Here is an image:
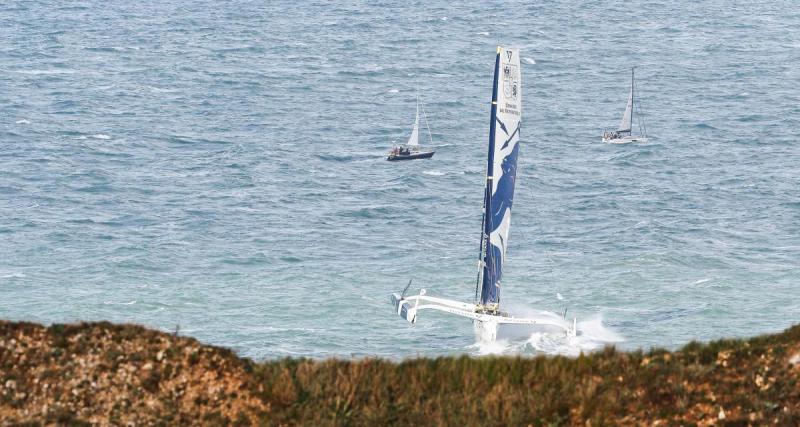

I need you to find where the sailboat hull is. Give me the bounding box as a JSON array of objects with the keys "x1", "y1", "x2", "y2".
[
  {"x1": 602, "y1": 136, "x2": 648, "y2": 144},
  {"x1": 387, "y1": 151, "x2": 435, "y2": 161},
  {"x1": 391, "y1": 291, "x2": 577, "y2": 341}
]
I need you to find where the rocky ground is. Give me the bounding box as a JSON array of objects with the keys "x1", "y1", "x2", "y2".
[
  {"x1": 0, "y1": 321, "x2": 267, "y2": 425},
  {"x1": 2, "y1": 320, "x2": 800, "y2": 426}
]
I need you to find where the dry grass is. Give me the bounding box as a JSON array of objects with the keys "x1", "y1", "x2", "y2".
[{"x1": 2, "y1": 320, "x2": 800, "y2": 425}]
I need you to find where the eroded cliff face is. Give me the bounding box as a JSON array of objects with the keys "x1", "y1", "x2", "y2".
[
  {"x1": 2, "y1": 320, "x2": 800, "y2": 426},
  {"x1": 0, "y1": 321, "x2": 268, "y2": 425}
]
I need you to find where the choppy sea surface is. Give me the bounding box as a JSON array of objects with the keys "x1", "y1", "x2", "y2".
[{"x1": 1, "y1": 1, "x2": 799, "y2": 359}]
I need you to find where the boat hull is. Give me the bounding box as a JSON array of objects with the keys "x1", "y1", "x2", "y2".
[
  {"x1": 602, "y1": 136, "x2": 648, "y2": 144},
  {"x1": 387, "y1": 151, "x2": 435, "y2": 161},
  {"x1": 390, "y1": 291, "x2": 577, "y2": 342}
]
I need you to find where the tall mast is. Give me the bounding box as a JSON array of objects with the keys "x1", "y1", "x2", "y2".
[
  {"x1": 631, "y1": 67, "x2": 635, "y2": 133},
  {"x1": 419, "y1": 96, "x2": 434, "y2": 145},
  {"x1": 476, "y1": 48, "x2": 502, "y2": 306}
]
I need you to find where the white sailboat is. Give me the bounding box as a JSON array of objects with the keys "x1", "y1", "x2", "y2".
[
  {"x1": 391, "y1": 47, "x2": 577, "y2": 342},
  {"x1": 602, "y1": 68, "x2": 648, "y2": 144},
  {"x1": 388, "y1": 97, "x2": 436, "y2": 161}
]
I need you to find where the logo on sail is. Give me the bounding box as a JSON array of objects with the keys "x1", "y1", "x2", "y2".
[{"x1": 502, "y1": 64, "x2": 519, "y2": 101}]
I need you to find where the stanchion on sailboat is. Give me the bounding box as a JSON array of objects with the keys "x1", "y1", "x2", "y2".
[{"x1": 390, "y1": 46, "x2": 577, "y2": 342}]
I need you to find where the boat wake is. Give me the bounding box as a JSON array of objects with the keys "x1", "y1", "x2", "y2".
[{"x1": 469, "y1": 313, "x2": 623, "y2": 357}]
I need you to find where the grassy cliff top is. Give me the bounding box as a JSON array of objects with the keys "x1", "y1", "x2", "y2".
[{"x1": 2, "y1": 320, "x2": 800, "y2": 426}]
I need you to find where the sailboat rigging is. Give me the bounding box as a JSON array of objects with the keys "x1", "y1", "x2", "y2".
[
  {"x1": 391, "y1": 47, "x2": 577, "y2": 342},
  {"x1": 602, "y1": 68, "x2": 648, "y2": 144}
]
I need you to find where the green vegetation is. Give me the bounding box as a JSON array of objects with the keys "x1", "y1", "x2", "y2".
[{"x1": 2, "y1": 320, "x2": 799, "y2": 425}]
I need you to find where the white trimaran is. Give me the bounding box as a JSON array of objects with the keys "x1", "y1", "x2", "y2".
[
  {"x1": 602, "y1": 68, "x2": 648, "y2": 144},
  {"x1": 391, "y1": 47, "x2": 577, "y2": 342}
]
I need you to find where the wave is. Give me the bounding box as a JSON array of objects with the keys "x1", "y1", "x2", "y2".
[
  {"x1": 168, "y1": 135, "x2": 229, "y2": 145},
  {"x1": 338, "y1": 206, "x2": 391, "y2": 219},
  {"x1": 15, "y1": 69, "x2": 77, "y2": 75},
  {"x1": 0, "y1": 271, "x2": 26, "y2": 279},
  {"x1": 103, "y1": 300, "x2": 136, "y2": 305},
  {"x1": 736, "y1": 114, "x2": 765, "y2": 122},
  {"x1": 315, "y1": 153, "x2": 358, "y2": 162}
]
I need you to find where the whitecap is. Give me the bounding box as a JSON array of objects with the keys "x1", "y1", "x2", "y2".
[
  {"x1": 556, "y1": 292, "x2": 564, "y2": 300},
  {"x1": 477, "y1": 31, "x2": 489, "y2": 36},
  {"x1": 16, "y1": 69, "x2": 77, "y2": 75},
  {"x1": 148, "y1": 86, "x2": 177, "y2": 93},
  {"x1": 423, "y1": 170, "x2": 445, "y2": 176},
  {"x1": 387, "y1": 89, "x2": 399, "y2": 93},
  {"x1": 103, "y1": 300, "x2": 136, "y2": 305},
  {"x1": 523, "y1": 57, "x2": 536, "y2": 65},
  {"x1": 92, "y1": 134, "x2": 111, "y2": 140},
  {"x1": 440, "y1": 16, "x2": 448, "y2": 21},
  {"x1": 0, "y1": 272, "x2": 26, "y2": 279},
  {"x1": 15, "y1": 119, "x2": 30, "y2": 124}
]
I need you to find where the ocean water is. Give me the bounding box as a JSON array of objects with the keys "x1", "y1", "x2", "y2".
[{"x1": 1, "y1": 1, "x2": 799, "y2": 359}]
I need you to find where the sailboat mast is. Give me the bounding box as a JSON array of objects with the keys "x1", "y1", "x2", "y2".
[
  {"x1": 416, "y1": 97, "x2": 420, "y2": 139},
  {"x1": 476, "y1": 49, "x2": 502, "y2": 305},
  {"x1": 420, "y1": 98, "x2": 434, "y2": 145},
  {"x1": 631, "y1": 68, "x2": 635, "y2": 133},
  {"x1": 485, "y1": 48, "x2": 501, "y2": 233},
  {"x1": 478, "y1": 47, "x2": 502, "y2": 308},
  {"x1": 474, "y1": 209, "x2": 486, "y2": 303}
]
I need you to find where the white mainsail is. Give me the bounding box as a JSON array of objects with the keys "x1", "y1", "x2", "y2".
[
  {"x1": 617, "y1": 69, "x2": 634, "y2": 133},
  {"x1": 406, "y1": 103, "x2": 420, "y2": 146}
]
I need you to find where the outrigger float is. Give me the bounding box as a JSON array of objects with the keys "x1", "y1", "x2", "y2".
[{"x1": 391, "y1": 47, "x2": 577, "y2": 342}]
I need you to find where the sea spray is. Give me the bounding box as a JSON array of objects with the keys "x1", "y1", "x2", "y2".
[{"x1": 467, "y1": 303, "x2": 624, "y2": 357}]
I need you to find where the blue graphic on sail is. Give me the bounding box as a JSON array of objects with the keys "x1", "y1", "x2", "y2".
[{"x1": 480, "y1": 47, "x2": 522, "y2": 308}]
